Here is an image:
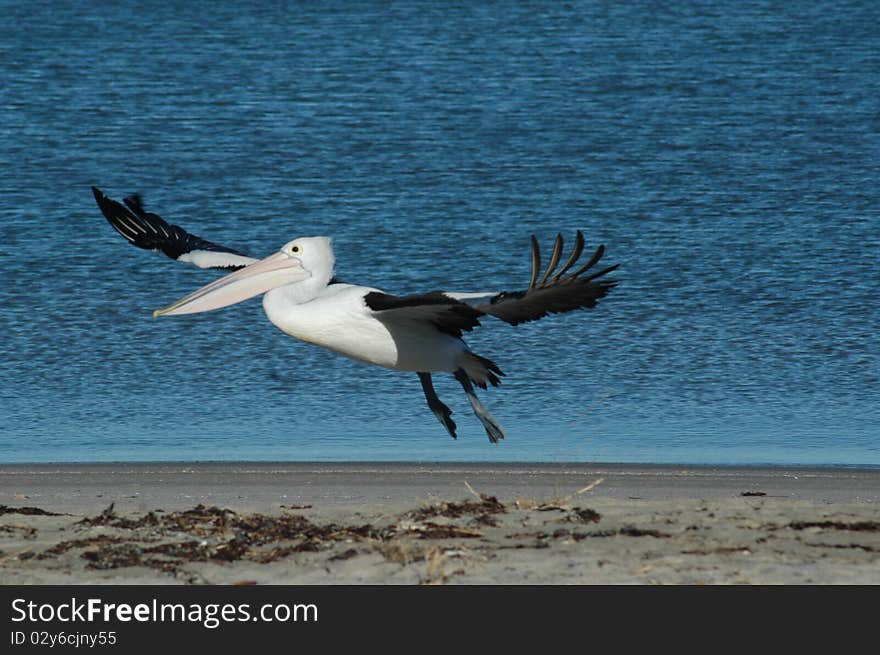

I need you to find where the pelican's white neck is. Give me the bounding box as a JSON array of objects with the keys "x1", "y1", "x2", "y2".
[{"x1": 263, "y1": 272, "x2": 330, "y2": 308}]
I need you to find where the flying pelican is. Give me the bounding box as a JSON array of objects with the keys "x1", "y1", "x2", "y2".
[{"x1": 91, "y1": 187, "x2": 619, "y2": 443}]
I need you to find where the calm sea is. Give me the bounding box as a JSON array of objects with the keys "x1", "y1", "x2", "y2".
[{"x1": 1, "y1": 1, "x2": 877, "y2": 465}]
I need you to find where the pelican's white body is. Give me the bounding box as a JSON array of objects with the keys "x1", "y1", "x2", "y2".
[
  {"x1": 263, "y1": 283, "x2": 467, "y2": 372},
  {"x1": 158, "y1": 235, "x2": 478, "y2": 375}
]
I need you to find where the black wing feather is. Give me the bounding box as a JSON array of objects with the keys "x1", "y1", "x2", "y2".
[
  {"x1": 364, "y1": 291, "x2": 483, "y2": 338},
  {"x1": 365, "y1": 232, "x2": 618, "y2": 335},
  {"x1": 91, "y1": 187, "x2": 252, "y2": 269},
  {"x1": 479, "y1": 231, "x2": 619, "y2": 326}
]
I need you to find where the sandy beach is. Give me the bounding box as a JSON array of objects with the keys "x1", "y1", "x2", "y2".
[{"x1": 1, "y1": 463, "x2": 878, "y2": 584}]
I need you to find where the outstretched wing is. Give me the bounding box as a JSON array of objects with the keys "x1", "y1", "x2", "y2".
[
  {"x1": 472, "y1": 231, "x2": 619, "y2": 326},
  {"x1": 445, "y1": 231, "x2": 619, "y2": 326},
  {"x1": 363, "y1": 231, "x2": 619, "y2": 334},
  {"x1": 91, "y1": 187, "x2": 257, "y2": 270}
]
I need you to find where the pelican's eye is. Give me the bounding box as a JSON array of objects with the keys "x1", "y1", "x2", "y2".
[{"x1": 289, "y1": 244, "x2": 301, "y2": 254}]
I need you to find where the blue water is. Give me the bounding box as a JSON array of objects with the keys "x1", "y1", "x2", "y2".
[{"x1": 1, "y1": 1, "x2": 878, "y2": 465}]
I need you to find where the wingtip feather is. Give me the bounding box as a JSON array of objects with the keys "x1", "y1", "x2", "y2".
[
  {"x1": 537, "y1": 233, "x2": 564, "y2": 288},
  {"x1": 528, "y1": 235, "x2": 541, "y2": 290}
]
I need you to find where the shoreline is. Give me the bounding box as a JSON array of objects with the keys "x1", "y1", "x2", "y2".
[
  {"x1": 2, "y1": 462, "x2": 878, "y2": 512},
  {"x1": 2, "y1": 463, "x2": 878, "y2": 584}
]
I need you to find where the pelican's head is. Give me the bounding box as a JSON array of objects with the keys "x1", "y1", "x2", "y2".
[
  {"x1": 280, "y1": 236, "x2": 335, "y2": 283},
  {"x1": 154, "y1": 236, "x2": 335, "y2": 317}
]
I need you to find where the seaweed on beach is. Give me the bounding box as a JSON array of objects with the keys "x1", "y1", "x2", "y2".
[
  {"x1": 81, "y1": 537, "x2": 257, "y2": 571},
  {"x1": 34, "y1": 484, "x2": 612, "y2": 579},
  {"x1": 75, "y1": 503, "x2": 119, "y2": 526},
  {"x1": 506, "y1": 524, "x2": 672, "y2": 543},
  {"x1": 0, "y1": 505, "x2": 66, "y2": 517},
  {"x1": 410, "y1": 495, "x2": 507, "y2": 521},
  {"x1": 76, "y1": 503, "x2": 224, "y2": 532},
  {"x1": 38, "y1": 535, "x2": 130, "y2": 559},
  {"x1": 410, "y1": 522, "x2": 483, "y2": 539},
  {"x1": 618, "y1": 527, "x2": 671, "y2": 538},
  {"x1": 681, "y1": 545, "x2": 753, "y2": 555},
  {"x1": 161, "y1": 505, "x2": 238, "y2": 534},
  {"x1": 329, "y1": 548, "x2": 359, "y2": 562},
  {"x1": 36, "y1": 496, "x2": 503, "y2": 574},
  {"x1": 806, "y1": 542, "x2": 879, "y2": 553},
  {"x1": 0, "y1": 524, "x2": 38, "y2": 539},
  {"x1": 51, "y1": 504, "x2": 396, "y2": 571},
  {"x1": 473, "y1": 513, "x2": 501, "y2": 527},
  {"x1": 787, "y1": 520, "x2": 880, "y2": 532},
  {"x1": 82, "y1": 543, "x2": 147, "y2": 570},
  {"x1": 76, "y1": 504, "x2": 162, "y2": 530},
  {"x1": 567, "y1": 508, "x2": 602, "y2": 524},
  {"x1": 250, "y1": 545, "x2": 314, "y2": 564}
]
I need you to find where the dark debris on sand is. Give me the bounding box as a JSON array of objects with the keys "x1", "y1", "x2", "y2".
[
  {"x1": 67, "y1": 503, "x2": 387, "y2": 571},
  {"x1": 0, "y1": 505, "x2": 67, "y2": 517},
  {"x1": 787, "y1": 520, "x2": 880, "y2": 532},
  {"x1": 409, "y1": 495, "x2": 507, "y2": 521},
  {"x1": 37, "y1": 501, "x2": 505, "y2": 574},
  {"x1": 32, "y1": 495, "x2": 616, "y2": 578}
]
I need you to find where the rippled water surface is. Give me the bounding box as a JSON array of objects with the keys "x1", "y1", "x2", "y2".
[{"x1": 1, "y1": 1, "x2": 878, "y2": 465}]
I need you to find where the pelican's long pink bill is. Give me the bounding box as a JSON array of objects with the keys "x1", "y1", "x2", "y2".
[{"x1": 153, "y1": 251, "x2": 310, "y2": 317}]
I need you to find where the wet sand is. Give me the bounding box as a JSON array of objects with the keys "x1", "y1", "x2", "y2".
[{"x1": 1, "y1": 463, "x2": 878, "y2": 584}]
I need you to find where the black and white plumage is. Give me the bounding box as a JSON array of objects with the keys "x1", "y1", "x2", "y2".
[
  {"x1": 92, "y1": 187, "x2": 619, "y2": 443},
  {"x1": 91, "y1": 187, "x2": 255, "y2": 270}
]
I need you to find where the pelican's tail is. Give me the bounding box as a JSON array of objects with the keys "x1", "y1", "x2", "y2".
[{"x1": 460, "y1": 351, "x2": 505, "y2": 389}]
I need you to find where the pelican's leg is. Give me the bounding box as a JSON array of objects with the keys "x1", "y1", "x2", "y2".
[
  {"x1": 418, "y1": 372, "x2": 457, "y2": 439},
  {"x1": 453, "y1": 370, "x2": 506, "y2": 443}
]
